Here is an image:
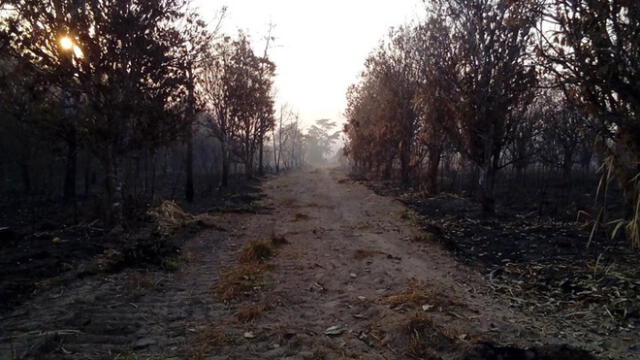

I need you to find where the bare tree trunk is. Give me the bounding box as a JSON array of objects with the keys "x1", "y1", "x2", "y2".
[
  {"x1": 399, "y1": 141, "x2": 410, "y2": 186},
  {"x1": 185, "y1": 69, "x2": 195, "y2": 202},
  {"x1": 258, "y1": 134, "x2": 264, "y2": 176},
  {"x1": 478, "y1": 163, "x2": 496, "y2": 216},
  {"x1": 221, "y1": 144, "x2": 229, "y2": 187},
  {"x1": 103, "y1": 149, "x2": 120, "y2": 226},
  {"x1": 20, "y1": 162, "x2": 31, "y2": 194},
  {"x1": 64, "y1": 135, "x2": 77, "y2": 201},
  {"x1": 151, "y1": 154, "x2": 157, "y2": 199},
  {"x1": 562, "y1": 147, "x2": 574, "y2": 179},
  {"x1": 272, "y1": 129, "x2": 279, "y2": 173},
  {"x1": 426, "y1": 147, "x2": 442, "y2": 195},
  {"x1": 185, "y1": 123, "x2": 194, "y2": 202},
  {"x1": 84, "y1": 152, "x2": 91, "y2": 197},
  {"x1": 246, "y1": 153, "x2": 254, "y2": 180}
]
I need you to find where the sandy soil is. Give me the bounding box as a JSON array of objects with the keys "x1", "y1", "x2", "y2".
[{"x1": 2, "y1": 167, "x2": 632, "y2": 359}]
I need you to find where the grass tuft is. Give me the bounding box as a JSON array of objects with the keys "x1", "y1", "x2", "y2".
[
  {"x1": 237, "y1": 241, "x2": 273, "y2": 263},
  {"x1": 215, "y1": 263, "x2": 267, "y2": 302},
  {"x1": 353, "y1": 248, "x2": 385, "y2": 260},
  {"x1": 412, "y1": 233, "x2": 435, "y2": 243},
  {"x1": 187, "y1": 326, "x2": 235, "y2": 360},
  {"x1": 293, "y1": 212, "x2": 310, "y2": 221},
  {"x1": 235, "y1": 303, "x2": 264, "y2": 322},
  {"x1": 405, "y1": 314, "x2": 439, "y2": 359},
  {"x1": 382, "y1": 280, "x2": 461, "y2": 310},
  {"x1": 270, "y1": 233, "x2": 289, "y2": 247}
]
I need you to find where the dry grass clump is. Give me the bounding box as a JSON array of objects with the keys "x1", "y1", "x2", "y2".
[
  {"x1": 309, "y1": 350, "x2": 327, "y2": 360},
  {"x1": 187, "y1": 326, "x2": 235, "y2": 360},
  {"x1": 148, "y1": 200, "x2": 194, "y2": 234},
  {"x1": 237, "y1": 240, "x2": 273, "y2": 263},
  {"x1": 353, "y1": 248, "x2": 386, "y2": 260},
  {"x1": 405, "y1": 314, "x2": 437, "y2": 360},
  {"x1": 94, "y1": 248, "x2": 124, "y2": 272},
  {"x1": 215, "y1": 263, "x2": 267, "y2": 302},
  {"x1": 235, "y1": 303, "x2": 264, "y2": 322},
  {"x1": 404, "y1": 314, "x2": 441, "y2": 359},
  {"x1": 303, "y1": 202, "x2": 333, "y2": 209},
  {"x1": 337, "y1": 178, "x2": 351, "y2": 184},
  {"x1": 412, "y1": 232, "x2": 436, "y2": 243},
  {"x1": 382, "y1": 280, "x2": 461, "y2": 310},
  {"x1": 352, "y1": 222, "x2": 372, "y2": 231},
  {"x1": 270, "y1": 232, "x2": 289, "y2": 247},
  {"x1": 124, "y1": 271, "x2": 157, "y2": 301},
  {"x1": 217, "y1": 234, "x2": 286, "y2": 302},
  {"x1": 293, "y1": 212, "x2": 310, "y2": 221}
]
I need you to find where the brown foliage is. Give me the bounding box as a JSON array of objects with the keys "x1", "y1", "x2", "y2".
[
  {"x1": 215, "y1": 263, "x2": 267, "y2": 302},
  {"x1": 237, "y1": 240, "x2": 273, "y2": 263}
]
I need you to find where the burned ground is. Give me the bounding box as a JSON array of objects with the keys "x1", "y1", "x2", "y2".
[{"x1": 1, "y1": 168, "x2": 638, "y2": 360}]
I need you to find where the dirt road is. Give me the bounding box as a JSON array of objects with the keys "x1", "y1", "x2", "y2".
[
  {"x1": 1, "y1": 168, "x2": 617, "y2": 359},
  {"x1": 193, "y1": 168, "x2": 546, "y2": 359}
]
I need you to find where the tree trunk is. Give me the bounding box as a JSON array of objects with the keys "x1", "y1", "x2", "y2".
[
  {"x1": 383, "y1": 153, "x2": 393, "y2": 180},
  {"x1": 426, "y1": 147, "x2": 442, "y2": 195},
  {"x1": 245, "y1": 154, "x2": 254, "y2": 180},
  {"x1": 221, "y1": 145, "x2": 229, "y2": 187},
  {"x1": 103, "y1": 149, "x2": 120, "y2": 226},
  {"x1": 399, "y1": 142, "x2": 410, "y2": 186},
  {"x1": 562, "y1": 148, "x2": 574, "y2": 179},
  {"x1": 258, "y1": 135, "x2": 264, "y2": 176},
  {"x1": 20, "y1": 162, "x2": 31, "y2": 194},
  {"x1": 478, "y1": 163, "x2": 496, "y2": 216},
  {"x1": 64, "y1": 134, "x2": 77, "y2": 201},
  {"x1": 185, "y1": 122, "x2": 194, "y2": 202},
  {"x1": 272, "y1": 130, "x2": 279, "y2": 173},
  {"x1": 84, "y1": 152, "x2": 92, "y2": 197},
  {"x1": 185, "y1": 69, "x2": 195, "y2": 202}
]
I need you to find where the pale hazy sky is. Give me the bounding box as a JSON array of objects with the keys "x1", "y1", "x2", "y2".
[{"x1": 194, "y1": 0, "x2": 423, "y2": 129}]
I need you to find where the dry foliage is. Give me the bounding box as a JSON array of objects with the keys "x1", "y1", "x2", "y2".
[
  {"x1": 353, "y1": 248, "x2": 386, "y2": 260},
  {"x1": 235, "y1": 303, "x2": 263, "y2": 323},
  {"x1": 270, "y1": 233, "x2": 289, "y2": 247},
  {"x1": 382, "y1": 280, "x2": 461, "y2": 310},
  {"x1": 215, "y1": 263, "x2": 267, "y2": 302},
  {"x1": 147, "y1": 200, "x2": 194, "y2": 235},
  {"x1": 237, "y1": 240, "x2": 273, "y2": 263},
  {"x1": 94, "y1": 248, "x2": 124, "y2": 272},
  {"x1": 188, "y1": 326, "x2": 235, "y2": 360},
  {"x1": 293, "y1": 213, "x2": 310, "y2": 221},
  {"x1": 123, "y1": 271, "x2": 157, "y2": 301},
  {"x1": 412, "y1": 233, "x2": 436, "y2": 243},
  {"x1": 405, "y1": 314, "x2": 440, "y2": 359},
  {"x1": 404, "y1": 313, "x2": 462, "y2": 358}
]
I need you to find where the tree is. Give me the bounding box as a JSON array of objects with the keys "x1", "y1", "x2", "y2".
[
  {"x1": 0, "y1": 57, "x2": 52, "y2": 194},
  {"x1": 233, "y1": 38, "x2": 275, "y2": 179},
  {"x1": 344, "y1": 27, "x2": 422, "y2": 183},
  {"x1": 272, "y1": 104, "x2": 297, "y2": 173},
  {"x1": 174, "y1": 8, "x2": 220, "y2": 202},
  {"x1": 305, "y1": 119, "x2": 340, "y2": 164},
  {"x1": 539, "y1": 0, "x2": 640, "y2": 245},
  {"x1": 202, "y1": 32, "x2": 276, "y2": 185},
  {"x1": 424, "y1": 0, "x2": 539, "y2": 214},
  {"x1": 6, "y1": 0, "x2": 191, "y2": 224},
  {"x1": 413, "y1": 18, "x2": 459, "y2": 193}
]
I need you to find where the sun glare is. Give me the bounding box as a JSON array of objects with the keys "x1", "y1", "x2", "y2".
[{"x1": 59, "y1": 36, "x2": 74, "y2": 51}]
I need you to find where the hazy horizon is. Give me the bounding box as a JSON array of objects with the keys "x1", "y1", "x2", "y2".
[{"x1": 194, "y1": 0, "x2": 423, "y2": 130}]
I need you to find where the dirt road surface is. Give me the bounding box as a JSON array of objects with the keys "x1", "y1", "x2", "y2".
[{"x1": 1, "y1": 168, "x2": 630, "y2": 359}]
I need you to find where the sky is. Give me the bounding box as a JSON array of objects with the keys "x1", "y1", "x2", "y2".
[{"x1": 194, "y1": 0, "x2": 424, "y2": 130}]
